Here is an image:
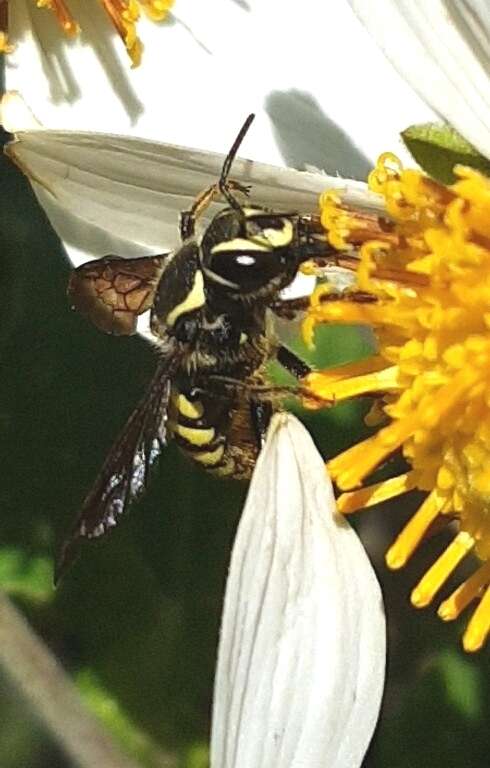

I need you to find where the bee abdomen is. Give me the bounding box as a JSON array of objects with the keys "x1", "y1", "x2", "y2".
[
  {"x1": 170, "y1": 388, "x2": 258, "y2": 480},
  {"x1": 171, "y1": 389, "x2": 236, "y2": 476}
]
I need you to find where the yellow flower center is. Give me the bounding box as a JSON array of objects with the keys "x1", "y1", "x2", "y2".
[
  {"x1": 1, "y1": 0, "x2": 174, "y2": 66},
  {"x1": 36, "y1": 0, "x2": 79, "y2": 36},
  {"x1": 304, "y1": 155, "x2": 490, "y2": 651}
]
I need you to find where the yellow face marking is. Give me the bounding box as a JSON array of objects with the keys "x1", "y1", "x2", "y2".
[
  {"x1": 239, "y1": 332, "x2": 248, "y2": 345},
  {"x1": 176, "y1": 393, "x2": 204, "y2": 420},
  {"x1": 193, "y1": 444, "x2": 225, "y2": 466},
  {"x1": 211, "y1": 238, "x2": 270, "y2": 254},
  {"x1": 175, "y1": 424, "x2": 215, "y2": 447},
  {"x1": 259, "y1": 219, "x2": 294, "y2": 248},
  {"x1": 166, "y1": 269, "x2": 205, "y2": 326}
]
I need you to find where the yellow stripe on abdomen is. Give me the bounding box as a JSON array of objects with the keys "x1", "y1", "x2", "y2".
[
  {"x1": 175, "y1": 393, "x2": 204, "y2": 420},
  {"x1": 191, "y1": 444, "x2": 225, "y2": 467},
  {"x1": 175, "y1": 423, "x2": 215, "y2": 447}
]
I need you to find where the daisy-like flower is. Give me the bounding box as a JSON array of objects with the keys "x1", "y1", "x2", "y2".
[
  {"x1": 212, "y1": 413, "x2": 385, "y2": 768},
  {"x1": 303, "y1": 153, "x2": 490, "y2": 652},
  {"x1": 1, "y1": 0, "x2": 174, "y2": 66},
  {"x1": 3, "y1": 1, "x2": 435, "y2": 163}
]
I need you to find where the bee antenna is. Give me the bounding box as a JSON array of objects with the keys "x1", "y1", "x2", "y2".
[{"x1": 219, "y1": 113, "x2": 255, "y2": 211}]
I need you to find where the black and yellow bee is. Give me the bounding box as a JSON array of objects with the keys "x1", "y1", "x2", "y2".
[{"x1": 56, "y1": 114, "x2": 339, "y2": 581}]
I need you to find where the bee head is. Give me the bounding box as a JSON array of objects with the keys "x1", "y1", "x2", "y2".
[{"x1": 200, "y1": 207, "x2": 303, "y2": 301}]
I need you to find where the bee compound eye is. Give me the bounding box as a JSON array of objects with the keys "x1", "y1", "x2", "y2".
[{"x1": 208, "y1": 249, "x2": 287, "y2": 292}]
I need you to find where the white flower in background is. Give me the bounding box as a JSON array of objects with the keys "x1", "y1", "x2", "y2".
[
  {"x1": 3, "y1": 1, "x2": 489, "y2": 272},
  {"x1": 0, "y1": 0, "x2": 433, "y2": 278},
  {"x1": 212, "y1": 413, "x2": 385, "y2": 768},
  {"x1": 0, "y1": 94, "x2": 382, "y2": 274},
  {"x1": 0, "y1": 0, "x2": 174, "y2": 67},
  {"x1": 349, "y1": 0, "x2": 490, "y2": 160},
  {"x1": 3, "y1": 0, "x2": 435, "y2": 173}
]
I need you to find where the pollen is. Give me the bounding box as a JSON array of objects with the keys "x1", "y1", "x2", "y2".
[
  {"x1": 0, "y1": 31, "x2": 14, "y2": 53},
  {"x1": 304, "y1": 155, "x2": 490, "y2": 650},
  {"x1": 1, "y1": 0, "x2": 173, "y2": 65},
  {"x1": 36, "y1": 0, "x2": 80, "y2": 36}
]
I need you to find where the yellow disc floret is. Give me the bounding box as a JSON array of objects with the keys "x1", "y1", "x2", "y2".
[
  {"x1": 0, "y1": 0, "x2": 174, "y2": 65},
  {"x1": 0, "y1": 31, "x2": 14, "y2": 53},
  {"x1": 305, "y1": 156, "x2": 490, "y2": 651}
]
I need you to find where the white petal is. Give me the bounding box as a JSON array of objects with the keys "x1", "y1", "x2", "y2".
[
  {"x1": 0, "y1": 90, "x2": 41, "y2": 131},
  {"x1": 350, "y1": 0, "x2": 490, "y2": 159},
  {"x1": 6, "y1": 0, "x2": 436, "y2": 169},
  {"x1": 211, "y1": 413, "x2": 385, "y2": 768},
  {"x1": 3, "y1": 121, "x2": 381, "y2": 265}
]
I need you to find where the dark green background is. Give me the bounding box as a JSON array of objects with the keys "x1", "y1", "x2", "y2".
[{"x1": 1, "y1": 90, "x2": 489, "y2": 768}]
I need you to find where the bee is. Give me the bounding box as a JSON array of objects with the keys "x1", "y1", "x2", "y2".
[{"x1": 56, "y1": 114, "x2": 338, "y2": 582}]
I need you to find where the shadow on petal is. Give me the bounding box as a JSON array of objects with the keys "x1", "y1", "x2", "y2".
[{"x1": 265, "y1": 89, "x2": 372, "y2": 181}]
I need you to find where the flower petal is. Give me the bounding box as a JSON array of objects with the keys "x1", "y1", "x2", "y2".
[
  {"x1": 3, "y1": 115, "x2": 380, "y2": 266},
  {"x1": 349, "y1": 0, "x2": 490, "y2": 159},
  {"x1": 6, "y1": 0, "x2": 436, "y2": 169},
  {"x1": 211, "y1": 413, "x2": 385, "y2": 768}
]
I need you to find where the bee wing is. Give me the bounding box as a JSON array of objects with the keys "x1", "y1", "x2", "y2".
[
  {"x1": 68, "y1": 254, "x2": 168, "y2": 335},
  {"x1": 4, "y1": 124, "x2": 382, "y2": 268},
  {"x1": 55, "y1": 360, "x2": 177, "y2": 584}
]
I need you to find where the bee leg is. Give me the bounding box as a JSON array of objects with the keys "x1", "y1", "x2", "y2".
[
  {"x1": 270, "y1": 296, "x2": 311, "y2": 319},
  {"x1": 276, "y1": 346, "x2": 311, "y2": 379},
  {"x1": 180, "y1": 180, "x2": 251, "y2": 240},
  {"x1": 180, "y1": 184, "x2": 218, "y2": 240},
  {"x1": 207, "y1": 345, "x2": 313, "y2": 398},
  {"x1": 250, "y1": 398, "x2": 273, "y2": 448}
]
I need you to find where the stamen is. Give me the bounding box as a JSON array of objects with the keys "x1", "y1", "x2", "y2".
[
  {"x1": 36, "y1": 0, "x2": 80, "y2": 36},
  {"x1": 337, "y1": 472, "x2": 417, "y2": 515},
  {"x1": 139, "y1": 0, "x2": 173, "y2": 20},
  {"x1": 0, "y1": 0, "x2": 13, "y2": 53},
  {"x1": 411, "y1": 531, "x2": 475, "y2": 607},
  {"x1": 100, "y1": 0, "x2": 142, "y2": 66},
  {"x1": 304, "y1": 365, "x2": 401, "y2": 404},
  {"x1": 319, "y1": 190, "x2": 398, "y2": 251},
  {"x1": 307, "y1": 299, "x2": 383, "y2": 327},
  {"x1": 463, "y1": 585, "x2": 490, "y2": 652},
  {"x1": 386, "y1": 490, "x2": 446, "y2": 569},
  {"x1": 328, "y1": 418, "x2": 414, "y2": 491},
  {"x1": 438, "y1": 561, "x2": 490, "y2": 621},
  {"x1": 309, "y1": 152, "x2": 490, "y2": 649},
  {"x1": 0, "y1": 31, "x2": 14, "y2": 53}
]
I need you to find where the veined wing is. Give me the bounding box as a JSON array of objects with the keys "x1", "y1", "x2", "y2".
[
  {"x1": 55, "y1": 358, "x2": 177, "y2": 583},
  {"x1": 68, "y1": 254, "x2": 168, "y2": 335}
]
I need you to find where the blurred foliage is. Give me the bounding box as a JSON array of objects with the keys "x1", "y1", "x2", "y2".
[
  {"x1": 402, "y1": 122, "x2": 490, "y2": 184},
  {"x1": 1, "y1": 103, "x2": 489, "y2": 768},
  {"x1": 0, "y1": 547, "x2": 52, "y2": 602}
]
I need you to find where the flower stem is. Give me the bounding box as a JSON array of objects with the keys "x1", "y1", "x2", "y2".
[{"x1": 0, "y1": 591, "x2": 141, "y2": 768}]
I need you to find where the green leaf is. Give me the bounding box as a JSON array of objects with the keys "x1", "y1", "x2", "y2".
[
  {"x1": 0, "y1": 547, "x2": 53, "y2": 603},
  {"x1": 183, "y1": 743, "x2": 209, "y2": 768},
  {"x1": 434, "y1": 649, "x2": 482, "y2": 722},
  {"x1": 401, "y1": 122, "x2": 490, "y2": 184}
]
